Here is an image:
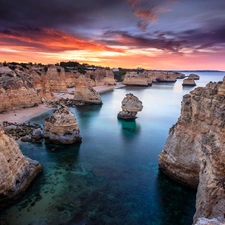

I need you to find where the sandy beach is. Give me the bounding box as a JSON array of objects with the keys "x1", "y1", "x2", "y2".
[{"x1": 0, "y1": 84, "x2": 125, "y2": 124}]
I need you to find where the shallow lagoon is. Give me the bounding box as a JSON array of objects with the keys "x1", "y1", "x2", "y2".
[{"x1": 1, "y1": 72, "x2": 225, "y2": 225}]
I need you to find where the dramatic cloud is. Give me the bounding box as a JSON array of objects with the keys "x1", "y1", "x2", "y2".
[{"x1": 0, "y1": 0, "x2": 224, "y2": 70}]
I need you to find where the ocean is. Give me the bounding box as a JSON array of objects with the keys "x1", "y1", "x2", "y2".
[{"x1": 1, "y1": 71, "x2": 225, "y2": 225}]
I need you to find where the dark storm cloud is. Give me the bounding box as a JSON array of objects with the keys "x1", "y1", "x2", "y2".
[
  {"x1": 102, "y1": 22, "x2": 225, "y2": 52},
  {"x1": 0, "y1": 0, "x2": 124, "y2": 30}
]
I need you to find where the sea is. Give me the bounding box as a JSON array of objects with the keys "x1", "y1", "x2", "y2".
[{"x1": 0, "y1": 71, "x2": 225, "y2": 225}]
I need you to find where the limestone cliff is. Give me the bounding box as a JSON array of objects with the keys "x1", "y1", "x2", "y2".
[
  {"x1": 158, "y1": 77, "x2": 225, "y2": 223},
  {"x1": 118, "y1": 93, "x2": 143, "y2": 119},
  {"x1": 44, "y1": 105, "x2": 82, "y2": 144},
  {"x1": 85, "y1": 69, "x2": 116, "y2": 86},
  {"x1": 0, "y1": 126, "x2": 42, "y2": 210},
  {"x1": 122, "y1": 72, "x2": 150, "y2": 86},
  {"x1": 74, "y1": 75, "x2": 102, "y2": 104},
  {"x1": 0, "y1": 67, "x2": 42, "y2": 112},
  {"x1": 42, "y1": 66, "x2": 67, "y2": 92}
]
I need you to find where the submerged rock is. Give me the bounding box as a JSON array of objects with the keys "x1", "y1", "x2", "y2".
[
  {"x1": 74, "y1": 75, "x2": 102, "y2": 104},
  {"x1": 44, "y1": 105, "x2": 82, "y2": 144},
  {"x1": 117, "y1": 93, "x2": 143, "y2": 119},
  {"x1": 158, "y1": 77, "x2": 225, "y2": 223},
  {"x1": 0, "y1": 126, "x2": 42, "y2": 210}
]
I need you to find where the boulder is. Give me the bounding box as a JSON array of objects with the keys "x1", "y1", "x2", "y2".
[
  {"x1": 117, "y1": 93, "x2": 143, "y2": 119},
  {"x1": 0, "y1": 126, "x2": 42, "y2": 210},
  {"x1": 44, "y1": 105, "x2": 82, "y2": 144}
]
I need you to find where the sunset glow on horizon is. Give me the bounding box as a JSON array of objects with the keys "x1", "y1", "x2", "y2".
[{"x1": 0, "y1": 0, "x2": 225, "y2": 70}]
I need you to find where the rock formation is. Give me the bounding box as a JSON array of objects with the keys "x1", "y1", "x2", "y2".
[
  {"x1": 117, "y1": 93, "x2": 143, "y2": 119},
  {"x1": 41, "y1": 66, "x2": 67, "y2": 92},
  {"x1": 158, "y1": 77, "x2": 225, "y2": 223},
  {"x1": 182, "y1": 78, "x2": 196, "y2": 86},
  {"x1": 65, "y1": 71, "x2": 80, "y2": 88},
  {"x1": 195, "y1": 217, "x2": 225, "y2": 225},
  {"x1": 122, "y1": 72, "x2": 150, "y2": 86},
  {"x1": 0, "y1": 126, "x2": 42, "y2": 210},
  {"x1": 43, "y1": 105, "x2": 82, "y2": 144},
  {"x1": 0, "y1": 67, "x2": 42, "y2": 112},
  {"x1": 189, "y1": 73, "x2": 200, "y2": 80},
  {"x1": 86, "y1": 69, "x2": 116, "y2": 86},
  {"x1": 74, "y1": 75, "x2": 102, "y2": 104}
]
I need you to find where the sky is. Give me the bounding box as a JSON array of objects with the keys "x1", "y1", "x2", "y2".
[{"x1": 0, "y1": 0, "x2": 225, "y2": 70}]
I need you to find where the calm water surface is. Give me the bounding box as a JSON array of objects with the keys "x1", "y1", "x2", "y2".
[{"x1": 0, "y1": 72, "x2": 224, "y2": 225}]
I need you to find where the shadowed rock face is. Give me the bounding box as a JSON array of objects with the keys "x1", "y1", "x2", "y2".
[
  {"x1": 117, "y1": 93, "x2": 143, "y2": 119},
  {"x1": 74, "y1": 75, "x2": 102, "y2": 104},
  {"x1": 44, "y1": 105, "x2": 82, "y2": 144},
  {"x1": 158, "y1": 77, "x2": 225, "y2": 223},
  {"x1": 0, "y1": 126, "x2": 42, "y2": 210}
]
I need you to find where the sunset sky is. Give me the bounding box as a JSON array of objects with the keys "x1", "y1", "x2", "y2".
[{"x1": 0, "y1": 0, "x2": 225, "y2": 70}]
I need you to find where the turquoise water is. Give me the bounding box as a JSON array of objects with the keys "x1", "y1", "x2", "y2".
[{"x1": 0, "y1": 72, "x2": 224, "y2": 225}]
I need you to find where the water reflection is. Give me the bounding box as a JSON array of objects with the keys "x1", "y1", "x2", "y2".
[{"x1": 117, "y1": 118, "x2": 141, "y2": 138}]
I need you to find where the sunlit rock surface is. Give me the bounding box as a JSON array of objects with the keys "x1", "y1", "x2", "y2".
[
  {"x1": 117, "y1": 93, "x2": 143, "y2": 119},
  {"x1": 74, "y1": 75, "x2": 102, "y2": 104},
  {"x1": 159, "y1": 77, "x2": 225, "y2": 223},
  {"x1": 0, "y1": 126, "x2": 42, "y2": 210},
  {"x1": 44, "y1": 105, "x2": 82, "y2": 144},
  {"x1": 0, "y1": 66, "x2": 42, "y2": 112}
]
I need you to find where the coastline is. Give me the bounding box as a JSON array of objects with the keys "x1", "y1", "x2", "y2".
[{"x1": 0, "y1": 84, "x2": 125, "y2": 123}]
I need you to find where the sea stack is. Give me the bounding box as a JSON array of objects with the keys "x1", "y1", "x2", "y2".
[
  {"x1": 0, "y1": 126, "x2": 42, "y2": 210},
  {"x1": 43, "y1": 105, "x2": 82, "y2": 144},
  {"x1": 189, "y1": 73, "x2": 200, "y2": 80},
  {"x1": 74, "y1": 75, "x2": 102, "y2": 104},
  {"x1": 158, "y1": 77, "x2": 225, "y2": 223},
  {"x1": 182, "y1": 78, "x2": 196, "y2": 86},
  {"x1": 117, "y1": 93, "x2": 143, "y2": 119}
]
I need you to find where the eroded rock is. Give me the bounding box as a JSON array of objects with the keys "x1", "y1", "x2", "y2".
[
  {"x1": 0, "y1": 126, "x2": 42, "y2": 210},
  {"x1": 158, "y1": 77, "x2": 225, "y2": 223},
  {"x1": 117, "y1": 93, "x2": 143, "y2": 119},
  {"x1": 44, "y1": 105, "x2": 82, "y2": 144}
]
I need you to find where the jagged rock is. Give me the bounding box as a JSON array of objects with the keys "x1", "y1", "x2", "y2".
[
  {"x1": 43, "y1": 105, "x2": 82, "y2": 144},
  {"x1": 0, "y1": 126, "x2": 42, "y2": 210},
  {"x1": 189, "y1": 73, "x2": 200, "y2": 80},
  {"x1": 158, "y1": 77, "x2": 225, "y2": 223},
  {"x1": 182, "y1": 78, "x2": 196, "y2": 86},
  {"x1": 0, "y1": 67, "x2": 42, "y2": 112},
  {"x1": 117, "y1": 93, "x2": 143, "y2": 119},
  {"x1": 74, "y1": 75, "x2": 102, "y2": 104},
  {"x1": 65, "y1": 71, "x2": 80, "y2": 88},
  {"x1": 195, "y1": 217, "x2": 225, "y2": 225},
  {"x1": 122, "y1": 72, "x2": 150, "y2": 86}
]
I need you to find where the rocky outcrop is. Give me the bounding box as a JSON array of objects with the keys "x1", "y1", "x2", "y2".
[
  {"x1": 122, "y1": 72, "x2": 150, "y2": 86},
  {"x1": 117, "y1": 93, "x2": 143, "y2": 119},
  {"x1": 0, "y1": 67, "x2": 42, "y2": 112},
  {"x1": 74, "y1": 75, "x2": 102, "y2": 104},
  {"x1": 0, "y1": 126, "x2": 42, "y2": 210},
  {"x1": 158, "y1": 77, "x2": 225, "y2": 223},
  {"x1": 86, "y1": 69, "x2": 116, "y2": 86},
  {"x1": 65, "y1": 71, "x2": 80, "y2": 88},
  {"x1": 189, "y1": 74, "x2": 200, "y2": 80},
  {"x1": 195, "y1": 217, "x2": 225, "y2": 225},
  {"x1": 182, "y1": 78, "x2": 196, "y2": 86},
  {"x1": 42, "y1": 66, "x2": 67, "y2": 92},
  {"x1": 43, "y1": 105, "x2": 82, "y2": 144}
]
